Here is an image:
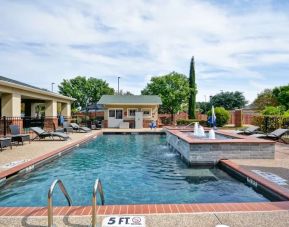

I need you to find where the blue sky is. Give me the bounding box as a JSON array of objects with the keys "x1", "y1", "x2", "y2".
[{"x1": 0, "y1": 0, "x2": 289, "y2": 103}]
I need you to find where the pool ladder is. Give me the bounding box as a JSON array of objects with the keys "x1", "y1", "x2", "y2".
[{"x1": 47, "y1": 178, "x2": 104, "y2": 227}]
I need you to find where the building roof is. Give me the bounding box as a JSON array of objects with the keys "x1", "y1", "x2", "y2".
[
  {"x1": 0, "y1": 75, "x2": 75, "y2": 101},
  {"x1": 97, "y1": 95, "x2": 162, "y2": 105}
]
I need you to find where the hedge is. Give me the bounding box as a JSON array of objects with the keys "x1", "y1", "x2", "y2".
[
  {"x1": 252, "y1": 115, "x2": 289, "y2": 133},
  {"x1": 176, "y1": 119, "x2": 208, "y2": 126}
]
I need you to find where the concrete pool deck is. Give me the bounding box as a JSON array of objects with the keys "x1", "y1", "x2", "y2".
[{"x1": 1, "y1": 128, "x2": 289, "y2": 226}]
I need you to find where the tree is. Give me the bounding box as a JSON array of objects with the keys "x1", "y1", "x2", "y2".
[
  {"x1": 262, "y1": 106, "x2": 285, "y2": 115},
  {"x1": 272, "y1": 84, "x2": 289, "y2": 110},
  {"x1": 141, "y1": 72, "x2": 190, "y2": 121},
  {"x1": 252, "y1": 89, "x2": 278, "y2": 110},
  {"x1": 188, "y1": 56, "x2": 197, "y2": 119},
  {"x1": 58, "y1": 76, "x2": 114, "y2": 111},
  {"x1": 210, "y1": 91, "x2": 247, "y2": 110},
  {"x1": 115, "y1": 90, "x2": 134, "y2": 95},
  {"x1": 197, "y1": 102, "x2": 211, "y2": 114}
]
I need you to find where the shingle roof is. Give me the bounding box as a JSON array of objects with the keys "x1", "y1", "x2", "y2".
[
  {"x1": 0, "y1": 75, "x2": 51, "y2": 93},
  {"x1": 0, "y1": 75, "x2": 75, "y2": 101},
  {"x1": 97, "y1": 95, "x2": 162, "y2": 105}
]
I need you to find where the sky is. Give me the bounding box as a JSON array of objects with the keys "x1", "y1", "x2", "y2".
[{"x1": 0, "y1": 0, "x2": 289, "y2": 103}]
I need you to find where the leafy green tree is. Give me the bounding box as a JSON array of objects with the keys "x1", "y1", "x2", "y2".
[
  {"x1": 197, "y1": 102, "x2": 212, "y2": 114},
  {"x1": 116, "y1": 90, "x2": 134, "y2": 95},
  {"x1": 188, "y1": 56, "x2": 197, "y2": 119},
  {"x1": 252, "y1": 89, "x2": 278, "y2": 110},
  {"x1": 210, "y1": 91, "x2": 247, "y2": 110},
  {"x1": 261, "y1": 106, "x2": 285, "y2": 115},
  {"x1": 207, "y1": 107, "x2": 230, "y2": 127},
  {"x1": 58, "y1": 76, "x2": 114, "y2": 111},
  {"x1": 141, "y1": 72, "x2": 190, "y2": 121},
  {"x1": 272, "y1": 84, "x2": 289, "y2": 110}
]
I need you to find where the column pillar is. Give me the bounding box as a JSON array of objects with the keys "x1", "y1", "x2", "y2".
[
  {"x1": 45, "y1": 100, "x2": 58, "y2": 130},
  {"x1": 61, "y1": 102, "x2": 71, "y2": 118},
  {"x1": 234, "y1": 109, "x2": 243, "y2": 127},
  {"x1": 1, "y1": 93, "x2": 21, "y2": 117}
]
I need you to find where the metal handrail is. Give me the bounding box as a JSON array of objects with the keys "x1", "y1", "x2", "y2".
[
  {"x1": 48, "y1": 179, "x2": 72, "y2": 227},
  {"x1": 91, "y1": 179, "x2": 105, "y2": 227}
]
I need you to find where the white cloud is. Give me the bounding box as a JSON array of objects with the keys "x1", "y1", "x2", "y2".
[{"x1": 0, "y1": 0, "x2": 289, "y2": 102}]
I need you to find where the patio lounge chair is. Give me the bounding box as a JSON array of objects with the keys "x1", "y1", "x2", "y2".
[
  {"x1": 0, "y1": 137, "x2": 12, "y2": 151},
  {"x1": 70, "y1": 123, "x2": 91, "y2": 133},
  {"x1": 251, "y1": 128, "x2": 289, "y2": 143},
  {"x1": 9, "y1": 125, "x2": 30, "y2": 145},
  {"x1": 30, "y1": 127, "x2": 70, "y2": 141},
  {"x1": 63, "y1": 122, "x2": 74, "y2": 133},
  {"x1": 235, "y1": 126, "x2": 260, "y2": 135}
]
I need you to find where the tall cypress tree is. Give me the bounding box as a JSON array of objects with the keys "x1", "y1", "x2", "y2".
[{"x1": 188, "y1": 56, "x2": 197, "y2": 119}]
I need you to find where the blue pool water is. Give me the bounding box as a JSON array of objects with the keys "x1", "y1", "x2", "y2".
[{"x1": 0, "y1": 134, "x2": 271, "y2": 207}]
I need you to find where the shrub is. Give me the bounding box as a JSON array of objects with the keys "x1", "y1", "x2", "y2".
[
  {"x1": 252, "y1": 115, "x2": 289, "y2": 133},
  {"x1": 261, "y1": 106, "x2": 285, "y2": 115},
  {"x1": 283, "y1": 110, "x2": 289, "y2": 118},
  {"x1": 207, "y1": 107, "x2": 230, "y2": 127},
  {"x1": 176, "y1": 119, "x2": 198, "y2": 125},
  {"x1": 176, "y1": 119, "x2": 208, "y2": 127}
]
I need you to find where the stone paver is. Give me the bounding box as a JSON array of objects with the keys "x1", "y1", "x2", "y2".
[
  {"x1": 233, "y1": 143, "x2": 289, "y2": 190},
  {"x1": 1, "y1": 212, "x2": 289, "y2": 227},
  {"x1": 0, "y1": 131, "x2": 100, "y2": 173}
]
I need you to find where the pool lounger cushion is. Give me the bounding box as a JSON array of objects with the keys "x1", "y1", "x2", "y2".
[
  {"x1": 235, "y1": 126, "x2": 260, "y2": 135},
  {"x1": 30, "y1": 127, "x2": 70, "y2": 141},
  {"x1": 70, "y1": 123, "x2": 91, "y2": 132},
  {"x1": 251, "y1": 128, "x2": 289, "y2": 143},
  {"x1": 0, "y1": 138, "x2": 12, "y2": 151},
  {"x1": 9, "y1": 125, "x2": 31, "y2": 145}
]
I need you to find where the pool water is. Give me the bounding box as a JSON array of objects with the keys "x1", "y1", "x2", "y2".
[{"x1": 0, "y1": 134, "x2": 271, "y2": 207}]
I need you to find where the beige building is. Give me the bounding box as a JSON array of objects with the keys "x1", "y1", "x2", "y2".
[
  {"x1": 0, "y1": 76, "x2": 74, "y2": 131},
  {"x1": 97, "y1": 95, "x2": 162, "y2": 128}
]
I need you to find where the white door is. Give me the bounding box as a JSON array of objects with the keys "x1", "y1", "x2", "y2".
[
  {"x1": 108, "y1": 109, "x2": 123, "y2": 128},
  {"x1": 135, "y1": 112, "x2": 143, "y2": 129}
]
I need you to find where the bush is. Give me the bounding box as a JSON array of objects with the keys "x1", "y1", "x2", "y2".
[
  {"x1": 176, "y1": 119, "x2": 208, "y2": 127},
  {"x1": 261, "y1": 106, "x2": 285, "y2": 115},
  {"x1": 252, "y1": 115, "x2": 289, "y2": 133},
  {"x1": 176, "y1": 119, "x2": 198, "y2": 125},
  {"x1": 283, "y1": 110, "x2": 289, "y2": 117},
  {"x1": 207, "y1": 107, "x2": 230, "y2": 127}
]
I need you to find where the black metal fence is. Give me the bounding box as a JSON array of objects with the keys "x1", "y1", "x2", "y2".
[{"x1": 0, "y1": 116, "x2": 66, "y2": 136}]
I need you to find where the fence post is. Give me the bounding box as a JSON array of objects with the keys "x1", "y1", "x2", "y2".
[{"x1": 3, "y1": 116, "x2": 6, "y2": 137}]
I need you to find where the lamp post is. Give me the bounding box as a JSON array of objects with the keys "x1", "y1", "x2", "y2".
[
  {"x1": 51, "y1": 82, "x2": 55, "y2": 92},
  {"x1": 117, "y1": 76, "x2": 120, "y2": 95}
]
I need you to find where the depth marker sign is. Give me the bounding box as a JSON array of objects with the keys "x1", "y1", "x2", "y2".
[{"x1": 102, "y1": 216, "x2": 145, "y2": 227}]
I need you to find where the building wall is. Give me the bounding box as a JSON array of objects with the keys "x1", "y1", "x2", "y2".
[
  {"x1": 103, "y1": 104, "x2": 159, "y2": 128},
  {"x1": 103, "y1": 104, "x2": 159, "y2": 121}
]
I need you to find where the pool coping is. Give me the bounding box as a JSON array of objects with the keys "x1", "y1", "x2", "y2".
[
  {"x1": 167, "y1": 128, "x2": 275, "y2": 144},
  {"x1": 0, "y1": 133, "x2": 288, "y2": 217}
]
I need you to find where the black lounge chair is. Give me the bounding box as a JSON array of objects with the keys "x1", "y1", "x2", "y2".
[
  {"x1": 9, "y1": 125, "x2": 30, "y2": 145},
  {"x1": 70, "y1": 123, "x2": 91, "y2": 133},
  {"x1": 0, "y1": 138, "x2": 12, "y2": 151},
  {"x1": 53, "y1": 123, "x2": 65, "y2": 133},
  {"x1": 252, "y1": 128, "x2": 289, "y2": 143},
  {"x1": 236, "y1": 126, "x2": 260, "y2": 135},
  {"x1": 63, "y1": 122, "x2": 74, "y2": 133},
  {"x1": 30, "y1": 127, "x2": 70, "y2": 141}
]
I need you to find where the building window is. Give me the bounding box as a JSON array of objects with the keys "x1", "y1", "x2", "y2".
[
  {"x1": 109, "y1": 110, "x2": 115, "y2": 117},
  {"x1": 127, "y1": 108, "x2": 138, "y2": 117},
  {"x1": 116, "y1": 109, "x2": 123, "y2": 119},
  {"x1": 141, "y1": 108, "x2": 152, "y2": 117}
]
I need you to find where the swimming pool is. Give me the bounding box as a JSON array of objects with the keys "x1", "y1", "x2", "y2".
[{"x1": 0, "y1": 134, "x2": 273, "y2": 207}]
